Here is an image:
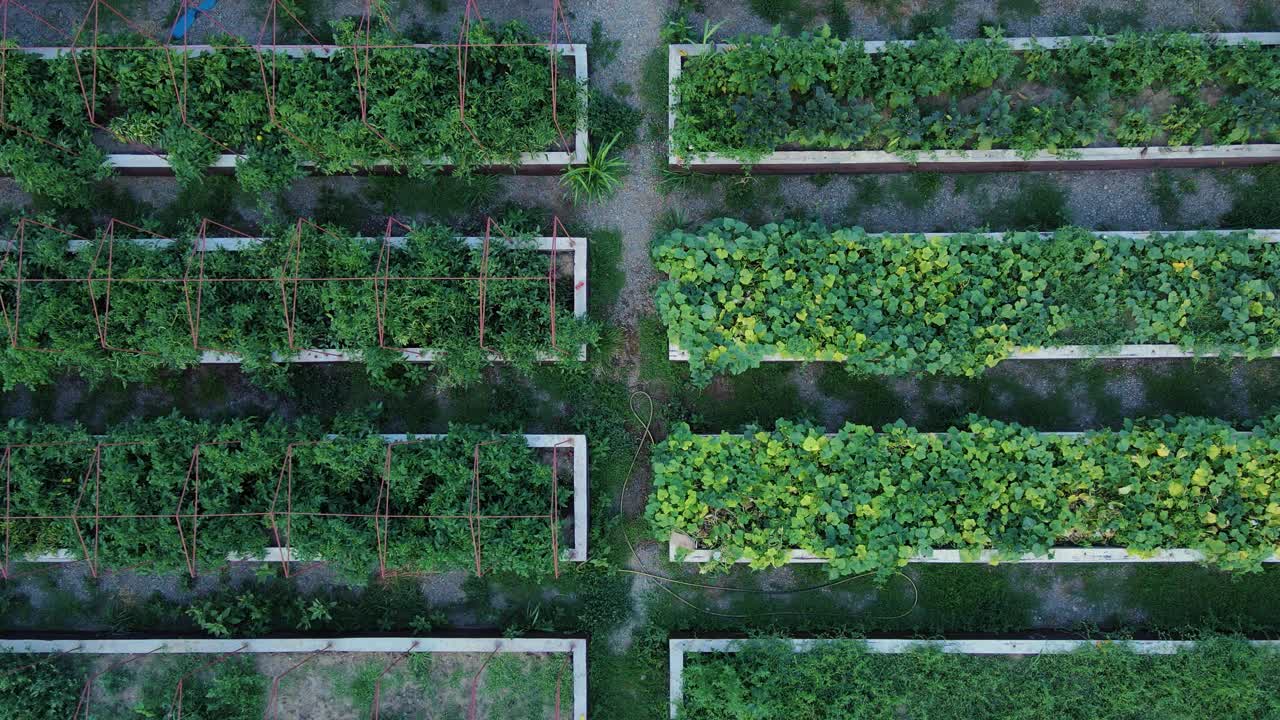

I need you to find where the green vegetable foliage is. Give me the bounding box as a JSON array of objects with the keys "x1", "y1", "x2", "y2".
[
  {"x1": 678, "y1": 637, "x2": 1280, "y2": 719},
  {"x1": 654, "y1": 219, "x2": 1280, "y2": 384},
  {"x1": 648, "y1": 415, "x2": 1280, "y2": 578},
  {"x1": 0, "y1": 21, "x2": 583, "y2": 204},
  {"x1": 672, "y1": 29, "x2": 1280, "y2": 161},
  {"x1": 0, "y1": 220, "x2": 596, "y2": 390},
  {"x1": 1, "y1": 414, "x2": 571, "y2": 580}
]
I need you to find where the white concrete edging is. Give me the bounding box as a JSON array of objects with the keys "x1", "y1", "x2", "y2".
[
  {"x1": 20, "y1": 43, "x2": 588, "y2": 168},
  {"x1": 667, "y1": 33, "x2": 1280, "y2": 169},
  {"x1": 668, "y1": 637, "x2": 1280, "y2": 719},
  {"x1": 665, "y1": 229, "x2": 1280, "y2": 364},
  {"x1": 0, "y1": 636, "x2": 587, "y2": 720},
  {"x1": 39, "y1": 234, "x2": 589, "y2": 364},
  {"x1": 23, "y1": 433, "x2": 588, "y2": 566},
  {"x1": 665, "y1": 429, "x2": 1279, "y2": 566}
]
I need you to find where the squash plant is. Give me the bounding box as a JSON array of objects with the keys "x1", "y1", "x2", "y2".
[
  {"x1": 1, "y1": 414, "x2": 570, "y2": 580},
  {"x1": 0, "y1": 220, "x2": 597, "y2": 390},
  {"x1": 672, "y1": 29, "x2": 1280, "y2": 161},
  {"x1": 648, "y1": 415, "x2": 1280, "y2": 579},
  {"x1": 654, "y1": 220, "x2": 1280, "y2": 384},
  {"x1": 0, "y1": 20, "x2": 583, "y2": 203}
]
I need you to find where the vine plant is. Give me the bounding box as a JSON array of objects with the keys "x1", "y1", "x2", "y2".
[
  {"x1": 654, "y1": 220, "x2": 1280, "y2": 384},
  {"x1": 648, "y1": 415, "x2": 1280, "y2": 579}
]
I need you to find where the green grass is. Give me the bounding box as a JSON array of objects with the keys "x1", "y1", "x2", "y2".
[
  {"x1": 1080, "y1": 1, "x2": 1148, "y2": 32},
  {"x1": 888, "y1": 172, "x2": 943, "y2": 210},
  {"x1": 1219, "y1": 166, "x2": 1280, "y2": 229},
  {"x1": 588, "y1": 229, "x2": 625, "y2": 319},
  {"x1": 980, "y1": 176, "x2": 1071, "y2": 230},
  {"x1": 1147, "y1": 170, "x2": 1198, "y2": 226},
  {"x1": 1244, "y1": 0, "x2": 1277, "y2": 27},
  {"x1": 995, "y1": 0, "x2": 1041, "y2": 21}
]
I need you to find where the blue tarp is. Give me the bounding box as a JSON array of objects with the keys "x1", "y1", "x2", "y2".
[{"x1": 171, "y1": 0, "x2": 219, "y2": 40}]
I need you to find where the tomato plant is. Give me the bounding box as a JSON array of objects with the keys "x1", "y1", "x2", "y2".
[
  {"x1": 2, "y1": 414, "x2": 572, "y2": 580},
  {"x1": 0, "y1": 21, "x2": 584, "y2": 203}
]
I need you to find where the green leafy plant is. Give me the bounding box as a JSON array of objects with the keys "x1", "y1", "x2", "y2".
[
  {"x1": 0, "y1": 219, "x2": 598, "y2": 390},
  {"x1": 678, "y1": 637, "x2": 1280, "y2": 719},
  {"x1": 560, "y1": 133, "x2": 628, "y2": 205},
  {"x1": 648, "y1": 415, "x2": 1280, "y2": 579},
  {"x1": 672, "y1": 29, "x2": 1280, "y2": 161},
  {"x1": 0, "y1": 21, "x2": 585, "y2": 200},
  {"x1": 1, "y1": 414, "x2": 573, "y2": 581},
  {"x1": 653, "y1": 219, "x2": 1280, "y2": 383}
]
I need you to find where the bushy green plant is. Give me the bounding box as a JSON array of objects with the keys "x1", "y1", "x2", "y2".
[
  {"x1": 678, "y1": 637, "x2": 1280, "y2": 719},
  {"x1": 648, "y1": 415, "x2": 1280, "y2": 579},
  {"x1": 0, "y1": 655, "x2": 83, "y2": 720},
  {"x1": 0, "y1": 219, "x2": 597, "y2": 390},
  {"x1": 0, "y1": 21, "x2": 584, "y2": 199},
  {"x1": 672, "y1": 29, "x2": 1280, "y2": 160},
  {"x1": 560, "y1": 133, "x2": 628, "y2": 205},
  {"x1": 1, "y1": 415, "x2": 573, "y2": 580},
  {"x1": 653, "y1": 220, "x2": 1280, "y2": 383}
]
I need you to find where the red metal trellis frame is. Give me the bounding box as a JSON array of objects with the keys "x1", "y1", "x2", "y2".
[
  {"x1": 0, "y1": 433, "x2": 574, "y2": 582},
  {"x1": 2, "y1": 214, "x2": 567, "y2": 362},
  {"x1": 0, "y1": 0, "x2": 579, "y2": 171}
]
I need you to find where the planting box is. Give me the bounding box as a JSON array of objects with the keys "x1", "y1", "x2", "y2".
[
  {"x1": 0, "y1": 636, "x2": 587, "y2": 720},
  {"x1": 668, "y1": 33, "x2": 1280, "y2": 172},
  {"x1": 25, "y1": 432, "x2": 589, "y2": 567},
  {"x1": 49, "y1": 233, "x2": 590, "y2": 364},
  {"x1": 666, "y1": 430, "x2": 1279, "y2": 567},
  {"x1": 666, "y1": 229, "x2": 1280, "y2": 364},
  {"x1": 668, "y1": 637, "x2": 1280, "y2": 719},
  {"x1": 20, "y1": 43, "x2": 589, "y2": 172}
]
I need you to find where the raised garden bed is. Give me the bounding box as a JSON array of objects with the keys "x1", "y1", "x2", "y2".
[
  {"x1": 669, "y1": 637, "x2": 1280, "y2": 719},
  {"x1": 655, "y1": 222, "x2": 1280, "y2": 384},
  {"x1": 650, "y1": 417, "x2": 1280, "y2": 576},
  {"x1": 0, "y1": 636, "x2": 586, "y2": 720},
  {"x1": 3, "y1": 417, "x2": 588, "y2": 580},
  {"x1": 0, "y1": 23, "x2": 587, "y2": 203},
  {"x1": 0, "y1": 222, "x2": 593, "y2": 390},
  {"x1": 668, "y1": 32, "x2": 1280, "y2": 172}
]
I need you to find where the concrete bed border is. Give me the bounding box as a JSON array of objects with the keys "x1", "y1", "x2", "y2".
[
  {"x1": 666, "y1": 429, "x2": 1279, "y2": 566},
  {"x1": 24, "y1": 432, "x2": 589, "y2": 565},
  {"x1": 667, "y1": 33, "x2": 1280, "y2": 171},
  {"x1": 18, "y1": 43, "x2": 588, "y2": 170},
  {"x1": 668, "y1": 637, "x2": 1280, "y2": 718},
  {"x1": 666, "y1": 229, "x2": 1280, "y2": 364},
  {"x1": 22, "y1": 234, "x2": 589, "y2": 364},
  {"x1": 0, "y1": 636, "x2": 587, "y2": 720}
]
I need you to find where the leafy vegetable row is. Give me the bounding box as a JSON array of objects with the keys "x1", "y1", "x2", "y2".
[
  {"x1": 1, "y1": 415, "x2": 572, "y2": 580},
  {"x1": 672, "y1": 29, "x2": 1280, "y2": 161},
  {"x1": 678, "y1": 638, "x2": 1280, "y2": 719},
  {"x1": 0, "y1": 20, "x2": 583, "y2": 204},
  {"x1": 648, "y1": 416, "x2": 1280, "y2": 578},
  {"x1": 654, "y1": 220, "x2": 1280, "y2": 383},
  {"x1": 0, "y1": 221, "x2": 596, "y2": 390}
]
